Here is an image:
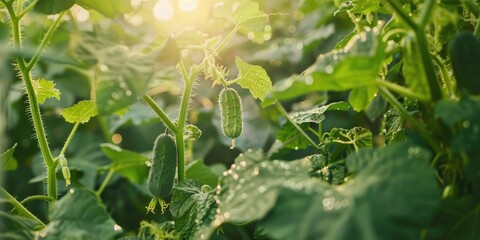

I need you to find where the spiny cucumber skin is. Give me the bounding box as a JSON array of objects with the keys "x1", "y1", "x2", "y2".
[
  {"x1": 147, "y1": 133, "x2": 177, "y2": 198},
  {"x1": 219, "y1": 88, "x2": 243, "y2": 139}
]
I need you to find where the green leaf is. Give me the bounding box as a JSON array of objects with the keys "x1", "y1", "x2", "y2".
[
  {"x1": 277, "y1": 102, "x2": 350, "y2": 149},
  {"x1": 291, "y1": 101, "x2": 350, "y2": 124},
  {"x1": 170, "y1": 180, "x2": 216, "y2": 239},
  {"x1": 0, "y1": 211, "x2": 37, "y2": 239},
  {"x1": 33, "y1": 79, "x2": 61, "y2": 105},
  {"x1": 76, "y1": 0, "x2": 133, "y2": 18},
  {"x1": 233, "y1": 57, "x2": 272, "y2": 101},
  {"x1": 1, "y1": 143, "x2": 17, "y2": 171},
  {"x1": 402, "y1": 34, "x2": 431, "y2": 98},
  {"x1": 60, "y1": 100, "x2": 97, "y2": 124},
  {"x1": 381, "y1": 108, "x2": 406, "y2": 144},
  {"x1": 186, "y1": 159, "x2": 218, "y2": 188},
  {"x1": 348, "y1": 86, "x2": 378, "y2": 112},
  {"x1": 34, "y1": 0, "x2": 75, "y2": 14},
  {"x1": 259, "y1": 143, "x2": 440, "y2": 240},
  {"x1": 100, "y1": 144, "x2": 149, "y2": 184},
  {"x1": 263, "y1": 30, "x2": 384, "y2": 107},
  {"x1": 213, "y1": 0, "x2": 269, "y2": 35},
  {"x1": 44, "y1": 189, "x2": 120, "y2": 240},
  {"x1": 96, "y1": 47, "x2": 155, "y2": 115}
]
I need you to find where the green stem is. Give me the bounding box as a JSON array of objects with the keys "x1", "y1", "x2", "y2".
[
  {"x1": 59, "y1": 122, "x2": 79, "y2": 156},
  {"x1": 143, "y1": 95, "x2": 178, "y2": 134},
  {"x1": 383, "y1": 0, "x2": 418, "y2": 31},
  {"x1": 175, "y1": 60, "x2": 196, "y2": 182},
  {"x1": 26, "y1": 11, "x2": 65, "y2": 71},
  {"x1": 20, "y1": 195, "x2": 55, "y2": 205},
  {"x1": 431, "y1": 53, "x2": 455, "y2": 98},
  {"x1": 46, "y1": 164, "x2": 58, "y2": 203},
  {"x1": 96, "y1": 168, "x2": 115, "y2": 196},
  {"x1": 376, "y1": 80, "x2": 430, "y2": 101},
  {"x1": 275, "y1": 102, "x2": 320, "y2": 149},
  {"x1": 475, "y1": 17, "x2": 480, "y2": 39},
  {"x1": 378, "y1": 87, "x2": 441, "y2": 153},
  {"x1": 0, "y1": 186, "x2": 46, "y2": 227}
]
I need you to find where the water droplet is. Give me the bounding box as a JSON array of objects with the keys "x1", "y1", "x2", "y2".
[
  {"x1": 239, "y1": 161, "x2": 247, "y2": 167},
  {"x1": 69, "y1": 189, "x2": 75, "y2": 194},
  {"x1": 232, "y1": 174, "x2": 239, "y2": 180},
  {"x1": 261, "y1": 162, "x2": 268, "y2": 168},
  {"x1": 113, "y1": 224, "x2": 122, "y2": 231},
  {"x1": 294, "y1": 146, "x2": 299, "y2": 150},
  {"x1": 325, "y1": 65, "x2": 334, "y2": 74},
  {"x1": 252, "y1": 167, "x2": 260, "y2": 176},
  {"x1": 223, "y1": 212, "x2": 231, "y2": 219}
]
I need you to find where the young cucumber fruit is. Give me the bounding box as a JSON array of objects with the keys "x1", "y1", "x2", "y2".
[
  {"x1": 146, "y1": 133, "x2": 177, "y2": 213},
  {"x1": 449, "y1": 32, "x2": 480, "y2": 95},
  {"x1": 219, "y1": 88, "x2": 243, "y2": 149}
]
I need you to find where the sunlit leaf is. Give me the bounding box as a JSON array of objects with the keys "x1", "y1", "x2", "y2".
[
  {"x1": 263, "y1": 30, "x2": 385, "y2": 107},
  {"x1": 33, "y1": 79, "x2": 60, "y2": 105},
  {"x1": 44, "y1": 189, "x2": 119, "y2": 240},
  {"x1": 76, "y1": 0, "x2": 133, "y2": 18},
  {"x1": 233, "y1": 57, "x2": 272, "y2": 101},
  {"x1": 60, "y1": 100, "x2": 97, "y2": 124},
  {"x1": 0, "y1": 143, "x2": 17, "y2": 171},
  {"x1": 213, "y1": 0, "x2": 269, "y2": 35}
]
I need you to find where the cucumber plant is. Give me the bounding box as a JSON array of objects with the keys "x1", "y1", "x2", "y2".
[{"x1": 1, "y1": 0, "x2": 480, "y2": 239}]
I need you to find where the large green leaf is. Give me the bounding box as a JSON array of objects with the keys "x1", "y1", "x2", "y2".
[
  {"x1": 170, "y1": 180, "x2": 216, "y2": 239},
  {"x1": 100, "y1": 144, "x2": 149, "y2": 184},
  {"x1": 290, "y1": 101, "x2": 350, "y2": 124},
  {"x1": 34, "y1": 0, "x2": 75, "y2": 14},
  {"x1": 43, "y1": 189, "x2": 120, "y2": 240},
  {"x1": 1, "y1": 143, "x2": 17, "y2": 171},
  {"x1": 348, "y1": 86, "x2": 378, "y2": 112},
  {"x1": 76, "y1": 0, "x2": 133, "y2": 18},
  {"x1": 0, "y1": 211, "x2": 37, "y2": 239},
  {"x1": 263, "y1": 30, "x2": 385, "y2": 107},
  {"x1": 233, "y1": 57, "x2": 272, "y2": 101},
  {"x1": 259, "y1": 143, "x2": 440, "y2": 240}
]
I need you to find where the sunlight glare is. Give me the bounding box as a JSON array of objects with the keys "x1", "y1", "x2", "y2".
[
  {"x1": 154, "y1": 0, "x2": 175, "y2": 21},
  {"x1": 179, "y1": 0, "x2": 198, "y2": 12}
]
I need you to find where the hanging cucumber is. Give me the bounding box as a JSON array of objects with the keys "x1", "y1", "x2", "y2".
[
  {"x1": 146, "y1": 133, "x2": 177, "y2": 213},
  {"x1": 449, "y1": 32, "x2": 480, "y2": 95},
  {"x1": 219, "y1": 88, "x2": 243, "y2": 149}
]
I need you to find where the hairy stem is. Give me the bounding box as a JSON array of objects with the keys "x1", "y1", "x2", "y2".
[
  {"x1": 175, "y1": 60, "x2": 196, "y2": 182},
  {"x1": 431, "y1": 53, "x2": 455, "y2": 98},
  {"x1": 376, "y1": 80, "x2": 430, "y2": 101},
  {"x1": 20, "y1": 195, "x2": 55, "y2": 205},
  {"x1": 143, "y1": 95, "x2": 178, "y2": 134},
  {"x1": 26, "y1": 12, "x2": 65, "y2": 71},
  {"x1": 0, "y1": 186, "x2": 46, "y2": 227},
  {"x1": 275, "y1": 102, "x2": 320, "y2": 149},
  {"x1": 383, "y1": 0, "x2": 417, "y2": 31},
  {"x1": 59, "y1": 122, "x2": 79, "y2": 156}
]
